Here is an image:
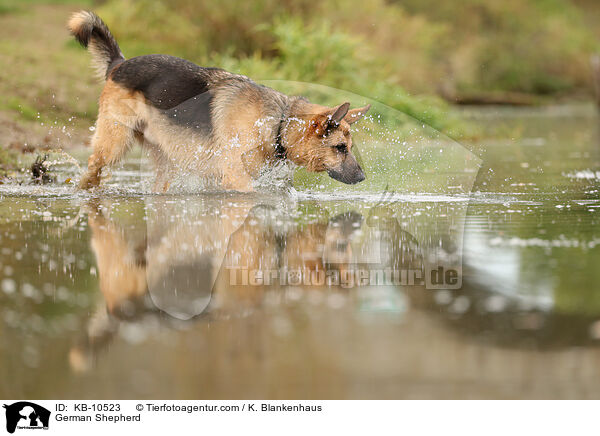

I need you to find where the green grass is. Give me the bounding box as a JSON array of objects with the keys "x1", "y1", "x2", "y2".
[
  {"x1": 398, "y1": 0, "x2": 600, "y2": 95},
  {"x1": 94, "y1": 0, "x2": 599, "y2": 137},
  {"x1": 0, "y1": 4, "x2": 102, "y2": 124},
  {"x1": 97, "y1": 0, "x2": 467, "y2": 137},
  {"x1": 2, "y1": 97, "x2": 39, "y2": 121},
  {"x1": 0, "y1": 0, "x2": 91, "y2": 12},
  {"x1": 0, "y1": 0, "x2": 597, "y2": 153},
  {"x1": 0, "y1": 146, "x2": 20, "y2": 179}
]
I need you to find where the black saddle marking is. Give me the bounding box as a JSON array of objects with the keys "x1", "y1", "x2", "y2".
[
  {"x1": 111, "y1": 54, "x2": 221, "y2": 110},
  {"x1": 162, "y1": 90, "x2": 214, "y2": 134}
]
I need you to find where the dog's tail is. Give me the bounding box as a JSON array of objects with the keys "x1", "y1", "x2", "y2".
[{"x1": 68, "y1": 11, "x2": 125, "y2": 80}]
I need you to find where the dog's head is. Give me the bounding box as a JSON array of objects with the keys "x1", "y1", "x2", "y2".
[{"x1": 285, "y1": 102, "x2": 370, "y2": 184}]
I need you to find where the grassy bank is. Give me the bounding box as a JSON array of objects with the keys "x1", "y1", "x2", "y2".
[
  {"x1": 0, "y1": 1, "x2": 96, "y2": 175},
  {"x1": 0, "y1": 0, "x2": 598, "y2": 175},
  {"x1": 94, "y1": 0, "x2": 465, "y2": 136},
  {"x1": 97, "y1": 0, "x2": 600, "y2": 99},
  {"x1": 0, "y1": 147, "x2": 19, "y2": 180},
  {"x1": 93, "y1": 0, "x2": 599, "y2": 132},
  {"x1": 400, "y1": 0, "x2": 599, "y2": 97}
]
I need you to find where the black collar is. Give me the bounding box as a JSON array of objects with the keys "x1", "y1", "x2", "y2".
[{"x1": 274, "y1": 108, "x2": 287, "y2": 160}]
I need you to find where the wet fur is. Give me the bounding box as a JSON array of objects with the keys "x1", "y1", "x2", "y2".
[{"x1": 68, "y1": 11, "x2": 370, "y2": 192}]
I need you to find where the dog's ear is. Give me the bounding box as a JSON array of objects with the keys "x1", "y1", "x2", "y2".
[
  {"x1": 345, "y1": 104, "x2": 371, "y2": 125},
  {"x1": 329, "y1": 102, "x2": 350, "y2": 126},
  {"x1": 309, "y1": 102, "x2": 351, "y2": 136}
]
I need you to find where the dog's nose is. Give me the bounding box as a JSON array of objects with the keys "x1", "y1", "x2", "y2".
[
  {"x1": 348, "y1": 168, "x2": 365, "y2": 184},
  {"x1": 327, "y1": 165, "x2": 366, "y2": 184},
  {"x1": 355, "y1": 169, "x2": 365, "y2": 183}
]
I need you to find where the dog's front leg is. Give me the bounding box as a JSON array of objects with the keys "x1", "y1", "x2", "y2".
[{"x1": 221, "y1": 170, "x2": 254, "y2": 192}]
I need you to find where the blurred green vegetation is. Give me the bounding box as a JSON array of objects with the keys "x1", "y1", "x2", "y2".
[
  {"x1": 0, "y1": 0, "x2": 100, "y2": 170},
  {"x1": 98, "y1": 0, "x2": 599, "y2": 98},
  {"x1": 99, "y1": 0, "x2": 600, "y2": 95},
  {"x1": 92, "y1": 0, "x2": 599, "y2": 134},
  {"x1": 0, "y1": 0, "x2": 598, "y2": 157},
  {"x1": 399, "y1": 0, "x2": 600, "y2": 95},
  {"x1": 0, "y1": 147, "x2": 19, "y2": 180},
  {"x1": 0, "y1": 0, "x2": 91, "y2": 14},
  {"x1": 95, "y1": 0, "x2": 462, "y2": 135}
]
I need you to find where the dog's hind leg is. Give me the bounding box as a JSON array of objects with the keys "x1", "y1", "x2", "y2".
[{"x1": 79, "y1": 117, "x2": 134, "y2": 189}]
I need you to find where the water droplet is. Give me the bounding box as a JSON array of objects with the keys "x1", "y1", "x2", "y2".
[{"x1": 1, "y1": 278, "x2": 16, "y2": 294}]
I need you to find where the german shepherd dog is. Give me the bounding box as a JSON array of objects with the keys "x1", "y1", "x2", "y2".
[{"x1": 68, "y1": 11, "x2": 370, "y2": 192}]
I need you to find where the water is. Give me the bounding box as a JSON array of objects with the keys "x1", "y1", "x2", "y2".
[{"x1": 0, "y1": 104, "x2": 599, "y2": 399}]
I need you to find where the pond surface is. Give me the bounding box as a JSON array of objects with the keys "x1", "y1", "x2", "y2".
[{"x1": 0, "y1": 104, "x2": 599, "y2": 399}]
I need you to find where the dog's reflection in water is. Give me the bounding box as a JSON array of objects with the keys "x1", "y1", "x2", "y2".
[{"x1": 69, "y1": 198, "x2": 365, "y2": 371}]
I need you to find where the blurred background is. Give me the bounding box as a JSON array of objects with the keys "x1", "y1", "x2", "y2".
[{"x1": 0, "y1": 0, "x2": 599, "y2": 172}]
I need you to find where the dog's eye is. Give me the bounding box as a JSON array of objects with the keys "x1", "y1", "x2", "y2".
[{"x1": 335, "y1": 143, "x2": 347, "y2": 153}]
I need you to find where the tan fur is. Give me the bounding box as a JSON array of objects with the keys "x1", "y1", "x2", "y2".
[
  {"x1": 67, "y1": 11, "x2": 122, "y2": 80},
  {"x1": 80, "y1": 80, "x2": 270, "y2": 191},
  {"x1": 70, "y1": 198, "x2": 363, "y2": 369},
  {"x1": 285, "y1": 104, "x2": 353, "y2": 172},
  {"x1": 86, "y1": 202, "x2": 147, "y2": 312},
  {"x1": 79, "y1": 80, "x2": 369, "y2": 192},
  {"x1": 86, "y1": 199, "x2": 359, "y2": 318},
  {"x1": 70, "y1": 10, "x2": 370, "y2": 191},
  {"x1": 66, "y1": 12, "x2": 87, "y2": 35},
  {"x1": 79, "y1": 81, "x2": 143, "y2": 188}
]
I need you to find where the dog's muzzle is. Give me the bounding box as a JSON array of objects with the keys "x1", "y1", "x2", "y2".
[{"x1": 327, "y1": 156, "x2": 365, "y2": 185}]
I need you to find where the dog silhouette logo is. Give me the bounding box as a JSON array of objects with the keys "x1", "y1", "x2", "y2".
[{"x1": 2, "y1": 402, "x2": 50, "y2": 434}]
